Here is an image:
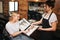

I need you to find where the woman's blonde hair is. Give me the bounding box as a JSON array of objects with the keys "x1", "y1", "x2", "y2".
[{"x1": 9, "y1": 11, "x2": 19, "y2": 21}]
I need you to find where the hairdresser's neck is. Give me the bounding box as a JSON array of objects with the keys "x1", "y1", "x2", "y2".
[{"x1": 47, "y1": 9, "x2": 52, "y2": 14}]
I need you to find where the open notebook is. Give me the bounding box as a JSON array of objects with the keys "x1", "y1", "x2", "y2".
[{"x1": 19, "y1": 18, "x2": 39, "y2": 36}]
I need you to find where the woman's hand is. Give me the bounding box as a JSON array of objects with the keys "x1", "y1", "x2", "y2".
[
  {"x1": 20, "y1": 30, "x2": 25, "y2": 33},
  {"x1": 31, "y1": 23, "x2": 37, "y2": 27},
  {"x1": 31, "y1": 23, "x2": 35, "y2": 25},
  {"x1": 21, "y1": 30, "x2": 29, "y2": 34},
  {"x1": 38, "y1": 27, "x2": 43, "y2": 30}
]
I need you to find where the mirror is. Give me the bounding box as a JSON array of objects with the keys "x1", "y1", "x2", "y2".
[
  {"x1": 28, "y1": 2, "x2": 44, "y2": 20},
  {"x1": 28, "y1": 2, "x2": 44, "y2": 14}
]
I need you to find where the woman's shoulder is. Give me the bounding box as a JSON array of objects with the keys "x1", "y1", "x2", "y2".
[
  {"x1": 6, "y1": 22, "x2": 11, "y2": 27},
  {"x1": 52, "y1": 12, "x2": 56, "y2": 15},
  {"x1": 49, "y1": 12, "x2": 58, "y2": 22},
  {"x1": 51, "y1": 13, "x2": 57, "y2": 17}
]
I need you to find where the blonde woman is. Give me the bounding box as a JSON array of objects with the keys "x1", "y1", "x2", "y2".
[{"x1": 5, "y1": 12, "x2": 34, "y2": 40}]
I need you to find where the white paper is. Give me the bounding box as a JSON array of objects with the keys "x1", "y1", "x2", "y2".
[
  {"x1": 19, "y1": 18, "x2": 30, "y2": 30},
  {"x1": 19, "y1": 18, "x2": 39, "y2": 36},
  {"x1": 25, "y1": 25, "x2": 39, "y2": 36}
]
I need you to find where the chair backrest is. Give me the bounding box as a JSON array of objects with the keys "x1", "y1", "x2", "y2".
[
  {"x1": 3, "y1": 28, "x2": 11, "y2": 40},
  {"x1": 3, "y1": 28, "x2": 10, "y2": 37}
]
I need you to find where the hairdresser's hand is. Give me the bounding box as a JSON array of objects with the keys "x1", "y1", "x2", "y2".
[{"x1": 31, "y1": 23, "x2": 36, "y2": 26}]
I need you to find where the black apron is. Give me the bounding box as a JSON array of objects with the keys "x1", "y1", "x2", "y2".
[{"x1": 39, "y1": 12, "x2": 54, "y2": 40}]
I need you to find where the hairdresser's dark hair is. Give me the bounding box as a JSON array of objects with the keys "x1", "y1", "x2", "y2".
[{"x1": 45, "y1": 0, "x2": 55, "y2": 9}]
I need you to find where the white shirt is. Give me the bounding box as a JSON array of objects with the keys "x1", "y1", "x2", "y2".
[
  {"x1": 42, "y1": 13, "x2": 58, "y2": 26},
  {"x1": 6, "y1": 21, "x2": 20, "y2": 34}
]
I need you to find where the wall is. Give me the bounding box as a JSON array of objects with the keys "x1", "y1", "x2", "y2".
[
  {"x1": 53, "y1": 0, "x2": 60, "y2": 29},
  {"x1": 3, "y1": 0, "x2": 9, "y2": 16},
  {"x1": 18, "y1": 0, "x2": 28, "y2": 19},
  {"x1": 0, "y1": 0, "x2": 28, "y2": 19},
  {"x1": 0, "y1": 2, "x2": 3, "y2": 13}
]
